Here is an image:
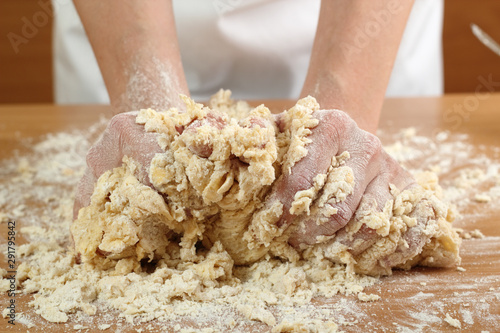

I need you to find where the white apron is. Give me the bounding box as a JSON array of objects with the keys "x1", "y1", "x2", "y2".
[{"x1": 51, "y1": 0, "x2": 443, "y2": 104}]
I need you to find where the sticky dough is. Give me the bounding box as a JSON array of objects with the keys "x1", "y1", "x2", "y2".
[{"x1": 71, "y1": 90, "x2": 460, "y2": 276}]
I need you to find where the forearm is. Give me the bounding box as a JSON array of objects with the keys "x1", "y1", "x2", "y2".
[
  {"x1": 74, "y1": 0, "x2": 189, "y2": 114},
  {"x1": 302, "y1": 0, "x2": 414, "y2": 133}
]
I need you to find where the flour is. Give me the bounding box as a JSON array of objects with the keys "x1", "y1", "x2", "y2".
[
  {"x1": 60, "y1": 93, "x2": 459, "y2": 330},
  {"x1": 474, "y1": 194, "x2": 492, "y2": 203},
  {"x1": 115, "y1": 56, "x2": 184, "y2": 114},
  {"x1": 378, "y1": 126, "x2": 500, "y2": 332},
  {"x1": 72, "y1": 93, "x2": 460, "y2": 281},
  {"x1": 4, "y1": 93, "x2": 498, "y2": 332}
]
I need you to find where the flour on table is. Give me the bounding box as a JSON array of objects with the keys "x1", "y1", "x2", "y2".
[
  {"x1": 474, "y1": 194, "x2": 492, "y2": 203},
  {"x1": 444, "y1": 313, "x2": 462, "y2": 328},
  {"x1": 2, "y1": 91, "x2": 464, "y2": 331}
]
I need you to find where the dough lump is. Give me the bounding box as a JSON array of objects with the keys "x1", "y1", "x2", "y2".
[{"x1": 71, "y1": 90, "x2": 460, "y2": 277}]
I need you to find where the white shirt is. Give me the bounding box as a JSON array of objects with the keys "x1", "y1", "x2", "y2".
[{"x1": 51, "y1": 0, "x2": 443, "y2": 104}]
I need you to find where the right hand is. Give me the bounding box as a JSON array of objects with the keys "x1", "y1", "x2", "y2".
[{"x1": 268, "y1": 109, "x2": 417, "y2": 248}]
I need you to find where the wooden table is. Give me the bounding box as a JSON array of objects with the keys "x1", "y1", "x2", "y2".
[{"x1": 1, "y1": 94, "x2": 499, "y2": 332}]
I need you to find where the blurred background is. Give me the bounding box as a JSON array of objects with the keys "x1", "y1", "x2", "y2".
[{"x1": 0, "y1": 0, "x2": 499, "y2": 104}]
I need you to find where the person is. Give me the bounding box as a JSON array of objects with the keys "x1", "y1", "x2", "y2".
[
  {"x1": 52, "y1": 0, "x2": 444, "y2": 104},
  {"x1": 68, "y1": 0, "x2": 441, "y2": 248}
]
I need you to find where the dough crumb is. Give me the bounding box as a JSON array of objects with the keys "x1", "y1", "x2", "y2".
[
  {"x1": 272, "y1": 319, "x2": 338, "y2": 332},
  {"x1": 456, "y1": 228, "x2": 485, "y2": 239},
  {"x1": 73, "y1": 325, "x2": 88, "y2": 330},
  {"x1": 357, "y1": 292, "x2": 380, "y2": 302},
  {"x1": 0, "y1": 211, "x2": 9, "y2": 223},
  {"x1": 453, "y1": 168, "x2": 485, "y2": 189},
  {"x1": 474, "y1": 194, "x2": 492, "y2": 203},
  {"x1": 444, "y1": 313, "x2": 461, "y2": 328},
  {"x1": 73, "y1": 92, "x2": 460, "y2": 278},
  {"x1": 98, "y1": 324, "x2": 111, "y2": 330},
  {"x1": 9, "y1": 91, "x2": 462, "y2": 331}
]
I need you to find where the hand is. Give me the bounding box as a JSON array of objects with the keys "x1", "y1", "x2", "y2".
[
  {"x1": 73, "y1": 107, "x2": 232, "y2": 220},
  {"x1": 73, "y1": 112, "x2": 163, "y2": 220},
  {"x1": 268, "y1": 109, "x2": 416, "y2": 248}
]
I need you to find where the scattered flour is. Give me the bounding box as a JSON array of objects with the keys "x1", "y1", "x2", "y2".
[
  {"x1": 1, "y1": 97, "x2": 499, "y2": 331},
  {"x1": 444, "y1": 313, "x2": 461, "y2": 328}
]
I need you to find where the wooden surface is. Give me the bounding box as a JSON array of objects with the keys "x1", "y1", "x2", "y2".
[
  {"x1": 0, "y1": 95, "x2": 500, "y2": 332},
  {"x1": 443, "y1": 0, "x2": 500, "y2": 93},
  {"x1": 0, "y1": 0, "x2": 53, "y2": 103}
]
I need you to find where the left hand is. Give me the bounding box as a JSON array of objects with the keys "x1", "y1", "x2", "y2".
[{"x1": 73, "y1": 112, "x2": 163, "y2": 220}]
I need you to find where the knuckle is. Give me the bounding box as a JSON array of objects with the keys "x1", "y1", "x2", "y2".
[
  {"x1": 292, "y1": 170, "x2": 317, "y2": 193},
  {"x1": 331, "y1": 203, "x2": 354, "y2": 231},
  {"x1": 107, "y1": 113, "x2": 134, "y2": 133},
  {"x1": 184, "y1": 118, "x2": 202, "y2": 132},
  {"x1": 85, "y1": 145, "x2": 100, "y2": 167},
  {"x1": 188, "y1": 143, "x2": 213, "y2": 158},
  {"x1": 240, "y1": 116, "x2": 267, "y2": 129},
  {"x1": 102, "y1": 113, "x2": 138, "y2": 156},
  {"x1": 333, "y1": 109, "x2": 353, "y2": 124},
  {"x1": 207, "y1": 112, "x2": 227, "y2": 129},
  {"x1": 363, "y1": 132, "x2": 382, "y2": 154},
  {"x1": 313, "y1": 110, "x2": 347, "y2": 144},
  {"x1": 355, "y1": 132, "x2": 382, "y2": 166},
  {"x1": 319, "y1": 109, "x2": 351, "y2": 122},
  {"x1": 320, "y1": 110, "x2": 353, "y2": 132}
]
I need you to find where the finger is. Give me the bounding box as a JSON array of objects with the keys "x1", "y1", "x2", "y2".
[
  {"x1": 75, "y1": 112, "x2": 162, "y2": 221},
  {"x1": 288, "y1": 131, "x2": 383, "y2": 246},
  {"x1": 379, "y1": 198, "x2": 435, "y2": 270},
  {"x1": 325, "y1": 176, "x2": 394, "y2": 255},
  {"x1": 120, "y1": 121, "x2": 163, "y2": 186},
  {"x1": 326, "y1": 164, "x2": 415, "y2": 255},
  {"x1": 329, "y1": 169, "x2": 420, "y2": 273},
  {"x1": 272, "y1": 112, "x2": 285, "y2": 132},
  {"x1": 72, "y1": 168, "x2": 96, "y2": 220},
  {"x1": 271, "y1": 110, "x2": 351, "y2": 230},
  {"x1": 87, "y1": 112, "x2": 162, "y2": 186},
  {"x1": 181, "y1": 110, "x2": 228, "y2": 158},
  {"x1": 85, "y1": 112, "x2": 138, "y2": 179},
  {"x1": 289, "y1": 149, "x2": 416, "y2": 248}
]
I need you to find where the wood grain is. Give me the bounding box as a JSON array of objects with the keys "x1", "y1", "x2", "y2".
[
  {"x1": 0, "y1": 0, "x2": 53, "y2": 103},
  {"x1": 0, "y1": 95, "x2": 499, "y2": 332},
  {"x1": 443, "y1": 0, "x2": 500, "y2": 93}
]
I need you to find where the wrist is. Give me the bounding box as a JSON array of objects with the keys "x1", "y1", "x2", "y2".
[
  {"x1": 110, "y1": 53, "x2": 189, "y2": 115},
  {"x1": 301, "y1": 72, "x2": 380, "y2": 134}
]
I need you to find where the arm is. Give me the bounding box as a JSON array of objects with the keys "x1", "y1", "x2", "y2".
[
  {"x1": 73, "y1": 0, "x2": 189, "y2": 114},
  {"x1": 271, "y1": 1, "x2": 419, "y2": 247},
  {"x1": 302, "y1": 0, "x2": 414, "y2": 133},
  {"x1": 72, "y1": 1, "x2": 188, "y2": 218}
]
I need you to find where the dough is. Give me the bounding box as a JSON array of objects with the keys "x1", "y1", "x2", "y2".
[{"x1": 71, "y1": 90, "x2": 460, "y2": 277}]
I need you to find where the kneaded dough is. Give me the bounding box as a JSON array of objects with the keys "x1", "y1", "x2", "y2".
[{"x1": 71, "y1": 90, "x2": 460, "y2": 277}]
